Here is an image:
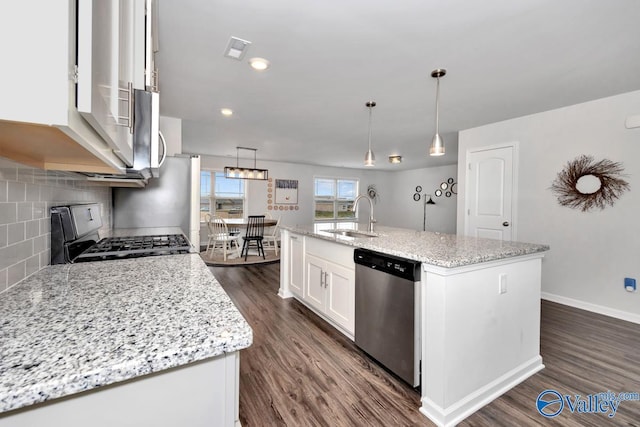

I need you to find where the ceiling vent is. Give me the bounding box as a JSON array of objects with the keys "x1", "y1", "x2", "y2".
[{"x1": 224, "y1": 37, "x2": 251, "y2": 60}]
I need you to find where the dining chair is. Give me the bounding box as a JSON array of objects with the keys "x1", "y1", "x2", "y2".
[
  {"x1": 206, "y1": 214, "x2": 241, "y2": 261},
  {"x1": 241, "y1": 215, "x2": 265, "y2": 261},
  {"x1": 263, "y1": 215, "x2": 281, "y2": 256}
]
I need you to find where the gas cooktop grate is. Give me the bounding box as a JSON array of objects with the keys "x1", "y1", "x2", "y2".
[{"x1": 75, "y1": 234, "x2": 192, "y2": 261}]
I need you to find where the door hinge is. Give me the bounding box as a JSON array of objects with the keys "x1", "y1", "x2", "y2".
[
  {"x1": 467, "y1": 209, "x2": 471, "y2": 215},
  {"x1": 70, "y1": 65, "x2": 79, "y2": 83},
  {"x1": 468, "y1": 163, "x2": 472, "y2": 170}
]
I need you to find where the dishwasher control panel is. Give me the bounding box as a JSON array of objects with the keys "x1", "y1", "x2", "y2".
[{"x1": 354, "y1": 248, "x2": 420, "y2": 281}]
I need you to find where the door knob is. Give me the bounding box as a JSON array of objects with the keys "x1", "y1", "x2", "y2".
[{"x1": 502, "y1": 221, "x2": 510, "y2": 227}]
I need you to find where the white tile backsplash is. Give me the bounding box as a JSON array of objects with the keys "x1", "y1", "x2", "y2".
[
  {"x1": 0, "y1": 181, "x2": 6, "y2": 202},
  {"x1": 0, "y1": 203, "x2": 17, "y2": 225},
  {"x1": 8, "y1": 181, "x2": 26, "y2": 202},
  {"x1": 7, "y1": 223, "x2": 25, "y2": 245},
  {"x1": 0, "y1": 156, "x2": 112, "y2": 294}
]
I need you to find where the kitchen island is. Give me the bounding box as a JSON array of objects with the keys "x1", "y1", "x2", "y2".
[
  {"x1": 279, "y1": 223, "x2": 549, "y2": 427},
  {"x1": 0, "y1": 254, "x2": 251, "y2": 427}
]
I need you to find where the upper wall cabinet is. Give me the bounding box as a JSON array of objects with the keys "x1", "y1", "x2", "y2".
[{"x1": 0, "y1": 0, "x2": 148, "y2": 175}]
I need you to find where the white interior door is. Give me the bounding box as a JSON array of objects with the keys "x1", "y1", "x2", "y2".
[{"x1": 466, "y1": 145, "x2": 515, "y2": 241}]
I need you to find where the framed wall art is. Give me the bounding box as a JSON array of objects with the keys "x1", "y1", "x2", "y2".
[{"x1": 275, "y1": 179, "x2": 299, "y2": 204}]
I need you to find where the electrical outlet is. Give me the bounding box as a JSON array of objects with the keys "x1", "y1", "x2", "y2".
[
  {"x1": 624, "y1": 277, "x2": 636, "y2": 292},
  {"x1": 499, "y1": 273, "x2": 507, "y2": 294}
]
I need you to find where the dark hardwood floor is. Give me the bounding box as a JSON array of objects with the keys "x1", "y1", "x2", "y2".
[{"x1": 212, "y1": 263, "x2": 640, "y2": 426}]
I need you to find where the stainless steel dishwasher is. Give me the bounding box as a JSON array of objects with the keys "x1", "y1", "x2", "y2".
[{"x1": 354, "y1": 248, "x2": 421, "y2": 387}]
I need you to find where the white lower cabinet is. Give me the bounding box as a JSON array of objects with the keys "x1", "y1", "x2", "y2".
[
  {"x1": 0, "y1": 351, "x2": 241, "y2": 427},
  {"x1": 303, "y1": 246, "x2": 355, "y2": 336},
  {"x1": 288, "y1": 234, "x2": 304, "y2": 297},
  {"x1": 279, "y1": 231, "x2": 355, "y2": 337}
]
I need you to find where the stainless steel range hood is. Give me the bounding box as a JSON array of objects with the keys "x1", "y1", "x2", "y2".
[{"x1": 81, "y1": 90, "x2": 166, "y2": 187}]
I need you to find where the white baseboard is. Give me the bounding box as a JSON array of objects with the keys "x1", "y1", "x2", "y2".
[
  {"x1": 277, "y1": 289, "x2": 294, "y2": 299},
  {"x1": 541, "y1": 292, "x2": 640, "y2": 325},
  {"x1": 419, "y1": 356, "x2": 544, "y2": 427}
]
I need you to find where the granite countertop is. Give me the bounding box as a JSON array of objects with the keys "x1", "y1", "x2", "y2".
[
  {"x1": 0, "y1": 254, "x2": 252, "y2": 413},
  {"x1": 283, "y1": 223, "x2": 549, "y2": 268}
]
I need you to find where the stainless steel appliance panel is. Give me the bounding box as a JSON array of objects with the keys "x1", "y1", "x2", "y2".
[
  {"x1": 354, "y1": 248, "x2": 421, "y2": 387},
  {"x1": 69, "y1": 203, "x2": 102, "y2": 237},
  {"x1": 113, "y1": 156, "x2": 191, "y2": 233}
]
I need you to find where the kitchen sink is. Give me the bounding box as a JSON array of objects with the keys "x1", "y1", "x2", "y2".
[{"x1": 325, "y1": 229, "x2": 378, "y2": 238}]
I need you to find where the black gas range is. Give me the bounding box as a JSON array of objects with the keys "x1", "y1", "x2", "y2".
[{"x1": 51, "y1": 204, "x2": 191, "y2": 264}]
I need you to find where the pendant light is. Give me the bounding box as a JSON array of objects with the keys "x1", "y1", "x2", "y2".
[
  {"x1": 224, "y1": 147, "x2": 269, "y2": 180},
  {"x1": 429, "y1": 69, "x2": 446, "y2": 156},
  {"x1": 364, "y1": 101, "x2": 376, "y2": 167}
]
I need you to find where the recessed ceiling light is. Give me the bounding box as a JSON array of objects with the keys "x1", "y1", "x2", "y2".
[
  {"x1": 249, "y1": 57, "x2": 270, "y2": 71},
  {"x1": 220, "y1": 108, "x2": 233, "y2": 117},
  {"x1": 388, "y1": 155, "x2": 402, "y2": 164}
]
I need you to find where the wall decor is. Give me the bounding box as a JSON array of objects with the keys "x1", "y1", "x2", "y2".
[
  {"x1": 275, "y1": 179, "x2": 298, "y2": 204},
  {"x1": 267, "y1": 178, "x2": 299, "y2": 212},
  {"x1": 435, "y1": 177, "x2": 457, "y2": 197},
  {"x1": 367, "y1": 184, "x2": 379, "y2": 203},
  {"x1": 550, "y1": 155, "x2": 629, "y2": 212}
]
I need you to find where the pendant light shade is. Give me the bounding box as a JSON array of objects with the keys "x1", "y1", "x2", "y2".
[
  {"x1": 430, "y1": 133, "x2": 445, "y2": 156},
  {"x1": 364, "y1": 149, "x2": 375, "y2": 166},
  {"x1": 429, "y1": 69, "x2": 446, "y2": 156},
  {"x1": 364, "y1": 101, "x2": 376, "y2": 167}
]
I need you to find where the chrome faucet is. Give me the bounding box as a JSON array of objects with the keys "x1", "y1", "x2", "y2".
[{"x1": 352, "y1": 194, "x2": 376, "y2": 232}]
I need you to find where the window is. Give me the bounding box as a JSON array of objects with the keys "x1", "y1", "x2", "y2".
[
  {"x1": 314, "y1": 177, "x2": 358, "y2": 221},
  {"x1": 201, "y1": 170, "x2": 245, "y2": 221}
]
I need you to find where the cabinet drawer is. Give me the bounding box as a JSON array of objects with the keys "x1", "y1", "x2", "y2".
[{"x1": 305, "y1": 237, "x2": 354, "y2": 269}]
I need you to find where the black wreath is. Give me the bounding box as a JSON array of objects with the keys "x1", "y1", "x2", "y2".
[{"x1": 550, "y1": 155, "x2": 629, "y2": 212}]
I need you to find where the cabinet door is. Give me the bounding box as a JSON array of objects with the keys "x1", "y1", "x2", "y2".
[
  {"x1": 288, "y1": 235, "x2": 304, "y2": 297},
  {"x1": 77, "y1": 0, "x2": 134, "y2": 166},
  {"x1": 304, "y1": 254, "x2": 326, "y2": 312},
  {"x1": 325, "y1": 261, "x2": 355, "y2": 334}
]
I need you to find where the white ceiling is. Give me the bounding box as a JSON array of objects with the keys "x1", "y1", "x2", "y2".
[{"x1": 156, "y1": 0, "x2": 640, "y2": 171}]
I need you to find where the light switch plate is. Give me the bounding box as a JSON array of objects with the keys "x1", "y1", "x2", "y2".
[{"x1": 499, "y1": 273, "x2": 507, "y2": 294}]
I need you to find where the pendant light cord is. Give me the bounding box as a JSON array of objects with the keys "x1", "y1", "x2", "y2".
[
  {"x1": 368, "y1": 105, "x2": 373, "y2": 151},
  {"x1": 434, "y1": 76, "x2": 440, "y2": 136}
]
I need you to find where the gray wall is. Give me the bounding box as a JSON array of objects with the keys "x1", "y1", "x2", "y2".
[
  {"x1": 381, "y1": 164, "x2": 458, "y2": 233},
  {"x1": 457, "y1": 90, "x2": 640, "y2": 322},
  {"x1": 0, "y1": 157, "x2": 111, "y2": 293},
  {"x1": 197, "y1": 155, "x2": 458, "y2": 242}
]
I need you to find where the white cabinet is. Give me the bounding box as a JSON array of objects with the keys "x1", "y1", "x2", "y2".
[
  {"x1": 304, "y1": 253, "x2": 354, "y2": 334},
  {"x1": 0, "y1": 0, "x2": 146, "y2": 175},
  {"x1": 287, "y1": 234, "x2": 304, "y2": 297},
  {"x1": 77, "y1": 0, "x2": 148, "y2": 166},
  {"x1": 278, "y1": 231, "x2": 355, "y2": 337},
  {"x1": 0, "y1": 351, "x2": 241, "y2": 427}
]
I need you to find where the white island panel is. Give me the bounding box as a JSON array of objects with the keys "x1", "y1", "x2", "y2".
[{"x1": 421, "y1": 255, "x2": 544, "y2": 427}]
